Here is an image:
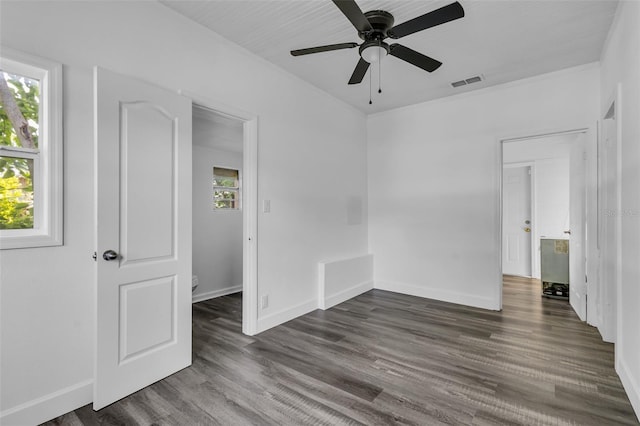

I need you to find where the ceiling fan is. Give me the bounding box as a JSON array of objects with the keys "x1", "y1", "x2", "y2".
[{"x1": 290, "y1": 0, "x2": 465, "y2": 85}]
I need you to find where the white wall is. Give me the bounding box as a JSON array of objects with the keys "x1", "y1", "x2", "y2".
[
  {"x1": 504, "y1": 135, "x2": 573, "y2": 278},
  {"x1": 599, "y1": 0, "x2": 640, "y2": 416},
  {"x1": 192, "y1": 144, "x2": 243, "y2": 301},
  {"x1": 534, "y1": 159, "x2": 570, "y2": 239},
  {"x1": 367, "y1": 64, "x2": 599, "y2": 311},
  {"x1": 0, "y1": 1, "x2": 368, "y2": 423}
]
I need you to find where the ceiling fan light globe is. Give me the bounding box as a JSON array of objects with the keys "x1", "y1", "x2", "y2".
[{"x1": 361, "y1": 45, "x2": 387, "y2": 63}]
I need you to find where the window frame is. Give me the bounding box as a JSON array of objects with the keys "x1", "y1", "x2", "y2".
[
  {"x1": 212, "y1": 166, "x2": 241, "y2": 211},
  {"x1": 0, "y1": 47, "x2": 63, "y2": 249}
]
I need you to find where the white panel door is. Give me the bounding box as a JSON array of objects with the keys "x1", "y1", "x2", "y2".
[
  {"x1": 94, "y1": 67, "x2": 192, "y2": 410},
  {"x1": 569, "y1": 134, "x2": 587, "y2": 321},
  {"x1": 502, "y1": 166, "x2": 532, "y2": 276}
]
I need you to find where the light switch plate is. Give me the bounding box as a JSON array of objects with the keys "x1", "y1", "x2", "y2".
[{"x1": 263, "y1": 199, "x2": 271, "y2": 213}]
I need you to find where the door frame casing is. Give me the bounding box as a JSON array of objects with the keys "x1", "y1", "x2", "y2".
[
  {"x1": 181, "y1": 91, "x2": 259, "y2": 336},
  {"x1": 496, "y1": 128, "x2": 590, "y2": 313},
  {"x1": 598, "y1": 83, "x2": 622, "y2": 346}
]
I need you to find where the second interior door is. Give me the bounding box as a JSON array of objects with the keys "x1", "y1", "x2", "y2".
[{"x1": 503, "y1": 166, "x2": 532, "y2": 277}]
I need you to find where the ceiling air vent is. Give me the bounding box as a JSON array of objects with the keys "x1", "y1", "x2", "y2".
[{"x1": 451, "y1": 75, "x2": 483, "y2": 88}]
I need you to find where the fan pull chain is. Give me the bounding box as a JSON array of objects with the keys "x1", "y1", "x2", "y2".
[
  {"x1": 378, "y1": 39, "x2": 382, "y2": 94},
  {"x1": 378, "y1": 57, "x2": 382, "y2": 94},
  {"x1": 369, "y1": 68, "x2": 372, "y2": 105}
]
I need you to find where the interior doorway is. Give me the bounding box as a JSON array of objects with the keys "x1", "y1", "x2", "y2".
[
  {"x1": 192, "y1": 105, "x2": 244, "y2": 302},
  {"x1": 190, "y1": 101, "x2": 259, "y2": 336},
  {"x1": 500, "y1": 130, "x2": 588, "y2": 320}
]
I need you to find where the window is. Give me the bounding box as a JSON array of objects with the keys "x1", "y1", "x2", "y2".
[
  {"x1": 0, "y1": 48, "x2": 62, "y2": 249},
  {"x1": 213, "y1": 167, "x2": 240, "y2": 210}
]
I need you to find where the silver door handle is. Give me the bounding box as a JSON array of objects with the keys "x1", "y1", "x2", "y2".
[{"x1": 102, "y1": 250, "x2": 119, "y2": 261}]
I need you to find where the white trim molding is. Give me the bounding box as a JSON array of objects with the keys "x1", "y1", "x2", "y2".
[
  {"x1": 618, "y1": 356, "x2": 640, "y2": 420},
  {"x1": 0, "y1": 379, "x2": 92, "y2": 426},
  {"x1": 321, "y1": 280, "x2": 373, "y2": 310},
  {"x1": 256, "y1": 298, "x2": 318, "y2": 334},
  {"x1": 192, "y1": 285, "x2": 242, "y2": 304},
  {"x1": 375, "y1": 280, "x2": 498, "y2": 311}
]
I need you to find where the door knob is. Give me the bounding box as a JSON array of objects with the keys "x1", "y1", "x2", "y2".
[
  {"x1": 524, "y1": 227, "x2": 531, "y2": 233},
  {"x1": 102, "y1": 250, "x2": 119, "y2": 261}
]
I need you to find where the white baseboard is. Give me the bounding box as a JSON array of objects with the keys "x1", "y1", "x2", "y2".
[
  {"x1": 618, "y1": 355, "x2": 640, "y2": 421},
  {"x1": 320, "y1": 280, "x2": 373, "y2": 310},
  {"x1": 192, "y1": 285, "x2": 242, "y2": 303},
  {"x1": 0, "y1": 379, "x2": 92, "y2": 426},
  {"x1": 600, "y1": 326, "x2": 616, "y2": 343},
  {"x1": 256, "y1": 298, "x2": 318, "y2": 334},
  {"x1": 374, "y1": 280, "x2": 498, "y2": 311}
]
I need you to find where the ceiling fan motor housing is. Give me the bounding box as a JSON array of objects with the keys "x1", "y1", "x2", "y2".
[
  {"x1": 358, "y1": 10, "x2": 393, "y2": 63},
  {"x1": 360, "y1": 10, "x2": 395, "y2": 40}
]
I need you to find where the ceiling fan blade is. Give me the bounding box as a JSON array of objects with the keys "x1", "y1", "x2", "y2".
[
  {"x1": 389, "y1": 44, "x2": 442, "y2": 72},
  {"x1": 387, "y1": 2, "x2": 464, "y2": 39},
  {"x1": 291, "y1": 42, "x2": 359, "y2": 56},
  {"x1": 332, "y1": 0, "x2": 373, "y2": 33},
  {"x1": 348, "y1": 58, "x2": 370, "y2": 84}
]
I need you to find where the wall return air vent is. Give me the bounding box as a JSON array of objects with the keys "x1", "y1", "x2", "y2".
[{"x1": 451, "y1": 75, "x2": 483, "y2": 88}]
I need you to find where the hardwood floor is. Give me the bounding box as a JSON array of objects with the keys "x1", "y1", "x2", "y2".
[{"x1": 44, "y1": 275, "x2": 638, "y2": 425}]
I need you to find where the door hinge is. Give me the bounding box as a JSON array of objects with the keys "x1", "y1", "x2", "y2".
[{"x1": 92, "y1": 252, "x2": 97, "y2": 261}]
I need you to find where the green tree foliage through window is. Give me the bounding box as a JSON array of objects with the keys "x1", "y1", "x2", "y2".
[
  {"x1": 0, "y1": 71, "x2": 40, "y2": 229},
  {"x1": 0, "y1": 158, "x2": 34, "y2": 228},
  {"x1": 213, "y1": 167, "x2": 239, "y2": 210}
]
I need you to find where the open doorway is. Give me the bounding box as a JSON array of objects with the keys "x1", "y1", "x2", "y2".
[
  {"x1": 500, "y1": 130, "x2": 588, "y2": 319},
  {"x1": 192, "y1": 105, "x2": 244, "y2": 302},
  {"x1": 191, "y1": 102, "x2": 258, "y2": 335}
]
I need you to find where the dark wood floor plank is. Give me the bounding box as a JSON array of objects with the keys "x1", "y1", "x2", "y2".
[
  {"x1": 244, "y1": 339, "x2": 383, "y2": 402},
  {"x1": 42, "y1": 277, "x2": 639, "y2": 425}
]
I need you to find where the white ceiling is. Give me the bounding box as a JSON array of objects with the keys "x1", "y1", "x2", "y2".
[
  {"x1": 193, "y1": 105, "x2": 244, "y2": 153},
  {"x1": 162, "y1": 0, "x2": 618, "y2": 114}
]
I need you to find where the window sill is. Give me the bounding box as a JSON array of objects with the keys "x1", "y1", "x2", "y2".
[{"x1": 0, "y1": 229, "x2": 62, "y2": 250}]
